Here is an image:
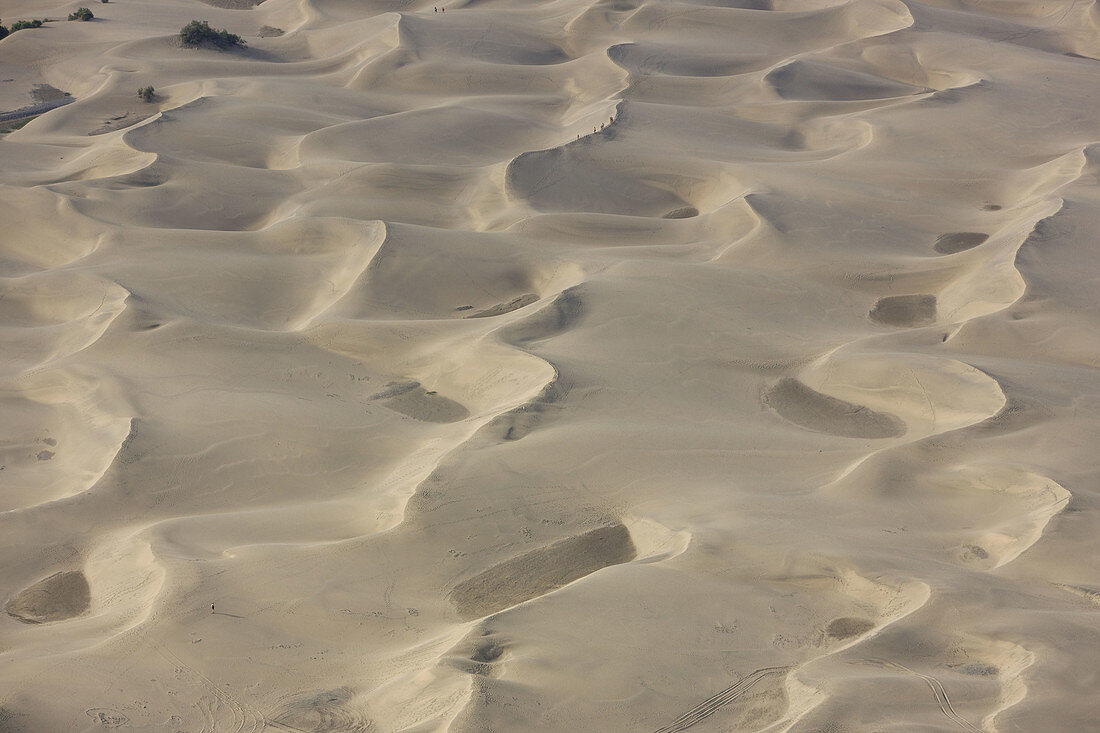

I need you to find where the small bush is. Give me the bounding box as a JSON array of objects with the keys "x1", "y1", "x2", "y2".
[
  {"x1": 68, "y1": 7, "x2": 94, "y2": 21},
  {"x1": 10, "y1": 19, "x2": 45, "y2": 31},
  {"x1": 0, "y1": 25, "x2": 9, "y2": 41},
  {"x1": 179, "y1": 20, "x2": 244, "y2": 50},
  {"x1": 138, "y1": 86, "x2": 155, "y2": 102}
]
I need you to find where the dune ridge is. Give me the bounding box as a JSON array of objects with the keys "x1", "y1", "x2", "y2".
[{"x1": 1, "y1": 0, "x2": 1099, "y2": 730}]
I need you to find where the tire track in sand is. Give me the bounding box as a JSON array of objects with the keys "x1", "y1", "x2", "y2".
[
  {"x1": 154, "y1": 645, "x2": 269, "y2": 733},
  {"x1": 652, "y1": 666, "x2": 793, "y2": 733},
  {"x1": 865, "y1": 658, "x2": 980, "y2": 732}
]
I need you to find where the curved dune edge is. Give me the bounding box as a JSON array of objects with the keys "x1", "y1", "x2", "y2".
[
  {"x1": 765, "y1": 350, "x2": 1007, "y2": 443},
  {"x1": 372, "y1": 512, "x2": 692, "y2": 730},
  {"x1": 647, "y1": 568, "x2": 933, "y2": 733},
  {"x1": 359, "y1": 633, "x2": 475, "y2": 732},
  {"x1": 102, "y1": 273, "x2": 589, "y2": 574},
  {"x1": 1, "y1": 264, "x2": 588, "y2": 683},
  {"x1": 84, "y1": 532, "x2": 167, "y2": 642},
  {"x1": 100, "y1": 273, "x2": 590, "y2": 695},
  {"x1": 0, "y1": 372, "x2": 135, "y2": 515},
  {"x1": 801, "y1": 351, "x2": 1007, "y2": 439},
  {"x1": 947, "y1": 467, "x2": 1070, "y2": 570}
]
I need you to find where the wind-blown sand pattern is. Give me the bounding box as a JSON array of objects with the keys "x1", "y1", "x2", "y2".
[{"x1": 1, "y1": 0, "x2": 1099, "y2": 730}]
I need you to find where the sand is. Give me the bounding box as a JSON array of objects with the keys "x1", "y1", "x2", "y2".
[{"x1": 0, "y1": 0, "x2": 1098, "y2": 730}]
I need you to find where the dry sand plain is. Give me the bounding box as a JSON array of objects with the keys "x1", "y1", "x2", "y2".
[{"x1": 1, "y1": 0, "x2": 1100, "y2": 730}]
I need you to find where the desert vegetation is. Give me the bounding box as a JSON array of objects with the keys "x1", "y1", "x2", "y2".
[
  {"x1": 9, "y1": 19, "x2": 46, "y2": 32},
  {"x1": 179, "y1": 20, "x2": 244, "y2": 50},
  {"x1": 138, "y1": 86, "x2": 156, "y2": 102},
  {"x1": 68, "y1": 7, "x2": 94, "y2": 21}
]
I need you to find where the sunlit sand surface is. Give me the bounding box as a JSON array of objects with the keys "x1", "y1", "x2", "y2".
[{"x1": 1, "y1": 0, "x2": 1099, "y2": 729}]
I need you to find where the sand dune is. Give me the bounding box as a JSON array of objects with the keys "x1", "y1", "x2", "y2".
[{"x1": 1, "y1": 0, "x2": 1099, "y2": 729}]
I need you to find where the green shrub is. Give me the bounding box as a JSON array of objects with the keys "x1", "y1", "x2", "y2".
[
  {"x1": 10, "y1": 19, "x2": 45, "y2": 31},
  {"x1": 0, "y1": 25, "x2": 8, "y2": 41},
  {"x1": 138, "y1": 86, "x2": 155, "y2": 102},
  {"x1": 68, "y1": 7, "x2": 94, "y2": 21},
  {"x1": 179, "y1": 20, "x2": 244, "y2": 50}
]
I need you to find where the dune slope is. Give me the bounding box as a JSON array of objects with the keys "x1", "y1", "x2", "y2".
[{"x1": 1, "y1": 0, "x2": 1099, "y2": 730}]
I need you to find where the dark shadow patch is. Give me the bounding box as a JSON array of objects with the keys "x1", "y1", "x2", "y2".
[
  {"x1": 7, "y1": 570, "x2": 91, "y2": 624},
  {"x1": 1019, "y1": 209, "x2": 1075, "y2": 251},
  {"x1": 960, "y1": 545, "x2": 990, "y2": 564},
  {"x1": 506, "y1": 146, "x2": 689, "y2": 217},
  {"x1": 663, "y1": 206, "x2": 699, "y2": 219},
  {"x1": 369, "y1": 380, "x2": 419, "y2": 401},
  {"x1": 869, "y1": 294, "x2": 937, "y2": 327},
  {"x1": 99, "y1": 168, "x2": 168, "y2": 189},
  {"x1": 195, "y1": 0, "x2": 265, "y2": 9},
  {"x1": 502, "y1": 287, "x2": 585, "y2": 344},
  {"x1": 764, "y1": 378, "x2": 905, "y2": 439},
  {"x1": 486, "y1": 369, "x2": 571, "y2": 442},
  {"x1": 766, "y1": 61, "x2": 921, "y2": 101},
  {"x1": 959, "y1": 663, "x2": 999, "y2": 676},
  {"x1": 450, "y1": 523, "x2": 636, "y2": 619},
  {"x1": 89, "y1": 111, "x2": 156, "y2": 136},
  {"x1": 825, "y1": 617, "x2": 875, "y2": 640},
  {"x1": 466, "y1": 293, "x2": 539, "y2": 318},
  {"x1": 942, "y1": 374, "x2": 1052, "y2": 440},
  {"x1": 499, "y1": 403, "x2": 546, "y2": 442},
  {"x1": 444, "y1": 629, "x2": 509, "y2": 677},
  {"x1": 471, "y1": 639, "x2": 505, "y2": 663},
  {"x1": 384, "y1": 387, "x2": 468, "y2": 423},
  {"x1": 934, "y1": 232, "x2": 988, "y2": 254},
  {"x1": 0, "y1": 85, "x2": 74, "y2": 127}
]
